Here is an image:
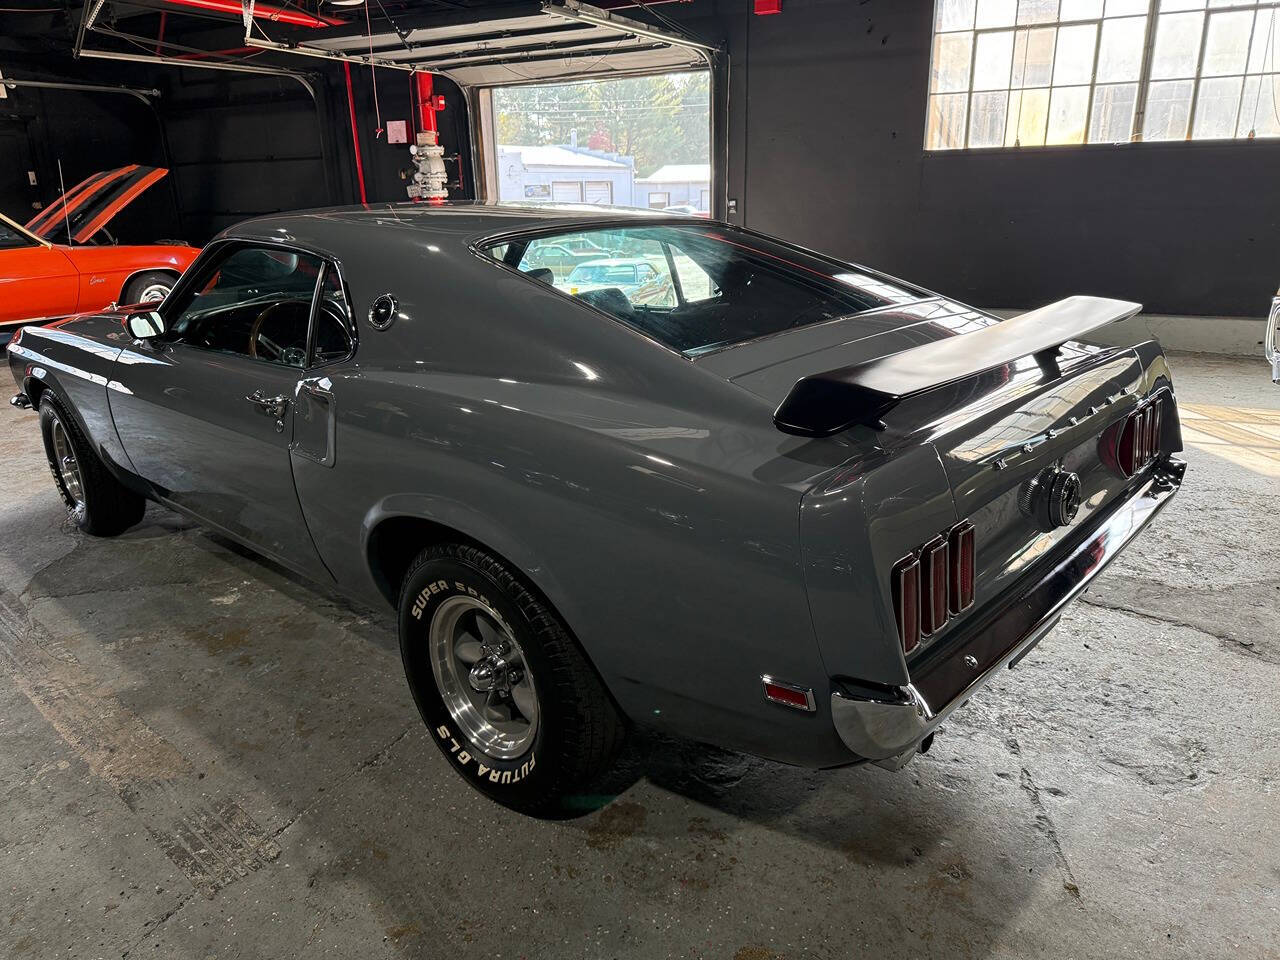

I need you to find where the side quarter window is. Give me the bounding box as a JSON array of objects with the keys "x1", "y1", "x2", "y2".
[
  {"x1": 165, "y1": 244, "x2": 324, "y2": 368},
  {"x1": 310, "y1": 264, "x2": 355, "y2": 366}
]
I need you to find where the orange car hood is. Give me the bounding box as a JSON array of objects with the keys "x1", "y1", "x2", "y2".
[{"x1": 26, "y1": 165, "x2": 169, "y2": 245}]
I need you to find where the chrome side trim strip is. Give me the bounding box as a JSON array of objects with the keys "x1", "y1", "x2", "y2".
[{"x1": 8, "y1": 343, "x2": 109, "y2": 388}]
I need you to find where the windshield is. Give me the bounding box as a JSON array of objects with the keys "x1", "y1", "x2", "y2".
[
  {"x1": 0, "y1": 215, "x2": 38, "y2": 250},
  {"x1": 482, "y1": 224, "x2": 927, "y2": 355}
]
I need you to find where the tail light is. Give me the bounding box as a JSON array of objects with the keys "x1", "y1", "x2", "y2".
[
  {"x1": 892, "y1": 555, "x2": 921, "y2": 654},
  {"x1": 919, "y1": 537, "x2": 949, "y2": 636},
  {"x1": 948, "y1": 521, "x2": 976, "y2": 613},
  {"x1": 1103, "y1": 396, "x2": 1165, "y2": 478},
  {"x1": 892, "y1": 521, "x2": 975, "y2": 655}
]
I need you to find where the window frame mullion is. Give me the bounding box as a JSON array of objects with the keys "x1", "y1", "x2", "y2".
[
  {"x1": 1131, "y1": 0, "x2": 1163, "y2": 142},
  {"x1": 1186, "y1": 10, "x2": 1214, "y2": 140},
  {"x1": 1084, "y1": 18, "x2": 1105, "y2": 144}
]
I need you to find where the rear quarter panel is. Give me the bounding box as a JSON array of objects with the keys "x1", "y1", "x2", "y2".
[{"x1": 286, "y1": 231, "x2": 860, "y2": 766}]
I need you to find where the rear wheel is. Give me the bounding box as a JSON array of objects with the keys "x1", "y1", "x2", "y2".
[
  {"x1": 398, "y1": 543, "x2": 626, "y2": 816},
  {"x1": 39, "y1": 395, "x2": 145, "y2": 536},
  {"x1": 123, "y1": 271, "x2": 175, "y2": 305}
]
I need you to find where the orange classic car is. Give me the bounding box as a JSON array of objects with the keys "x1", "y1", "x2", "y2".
[{"x1": 1, "y1": 165, "x2": 199, "y2": 328}]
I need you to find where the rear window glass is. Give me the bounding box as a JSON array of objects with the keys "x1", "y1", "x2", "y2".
[{"x1": 480, "y1": 224, "x2": 926, "y2": 355}]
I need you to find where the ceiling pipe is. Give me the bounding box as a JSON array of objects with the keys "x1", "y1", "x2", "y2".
[
  {"x1": 77, "y1": 47, "x2": 317, "y2": 95},
  {"x1": 165, "y1": 0, "x2": 337, "y2": 28},
  {"x1": 0, "y1": 76, "x2": 160, "y2": 103},
  {"x1": 343, "y1": 61, "x2": 367, "y2": 205}
]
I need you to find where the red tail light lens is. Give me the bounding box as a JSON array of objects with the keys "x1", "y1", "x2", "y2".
[
  {"x1": 1105, "y1": 397, "x2": 1165, "y2": 478},
  {"x1": 919, "y1": 536, "x2": 950, "y2": 636},
  {"x1": 892, "y1": 554, "x2": 921, "y2": 654},
  {"x1": 948, "y1": 521, "x2": 975, "y2": 614},
  {"x1": 893, "y1": 521, "x2": 975, "y2": 655}
]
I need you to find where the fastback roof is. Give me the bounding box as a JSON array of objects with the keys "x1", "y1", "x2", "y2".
[{"x1": 297, "y1": 1, "x2": 710, "y2": 87}]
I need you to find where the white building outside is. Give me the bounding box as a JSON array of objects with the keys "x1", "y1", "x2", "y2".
[
  {"x1": 633, "y1": 163, "x2": 711, "y2": 212},
  {"x1": 496, "y1": 142, "x2": 636, "y2": 207}
]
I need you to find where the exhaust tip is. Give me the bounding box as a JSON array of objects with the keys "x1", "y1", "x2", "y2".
[{"x1": 10, "y1": 393, "x2": 32, "y2": 410}]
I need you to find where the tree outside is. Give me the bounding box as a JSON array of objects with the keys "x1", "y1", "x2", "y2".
[{"x1": 493, "y1": 71, "x2": 710, "y2": 177}]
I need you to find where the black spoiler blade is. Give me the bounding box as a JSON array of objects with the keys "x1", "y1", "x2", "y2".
[{"x1": 773, "y1": 295, "x2": 1142, "y2": 437}]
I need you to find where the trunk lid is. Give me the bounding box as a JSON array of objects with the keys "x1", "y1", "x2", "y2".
[{"x1": 709, "y1": 297, "x2": 1163, "y2": 674}]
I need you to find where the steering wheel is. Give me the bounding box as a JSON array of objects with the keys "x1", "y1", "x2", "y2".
[{"x1": 248, "y1": 300, "x2": 306, "y2": 363}]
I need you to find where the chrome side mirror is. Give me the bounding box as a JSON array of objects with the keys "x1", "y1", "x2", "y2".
[{"x1": 126, "y1": 310, "x2": 165, "y2": 341}]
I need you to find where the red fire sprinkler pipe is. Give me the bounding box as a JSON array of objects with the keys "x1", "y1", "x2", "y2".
[
  {"x1": 414, "y1": 71, "x2": 439, "y2": 137},
  {"x1": 157, "y1": 0, "x2": 338, "y2": 28},
  {"x1": 343, "y1": 62, "x2": 368, "y2": 205}
]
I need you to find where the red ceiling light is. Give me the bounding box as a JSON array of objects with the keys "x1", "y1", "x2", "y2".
[{"x1": 754, "y1": 0, "x2": 782, "y2": 14}]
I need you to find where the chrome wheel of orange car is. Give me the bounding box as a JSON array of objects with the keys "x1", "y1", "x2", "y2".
[{"x1": 124, "y1": 270, "x2": 176, "y2": 306}]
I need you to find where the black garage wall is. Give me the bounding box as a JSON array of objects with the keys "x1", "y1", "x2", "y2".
[
  {"x1": 155, "y1": 67, "x2": 343, "y2": 243},
  {"x1": 720, "y1": 0, "x2": 1280, "y2": 317},
  {"x1": 0, "y1": 49, "x2": 175, "y2": 240},
  {"x1": 0, "y1": 17, "x2": 471, "y2": 248}
]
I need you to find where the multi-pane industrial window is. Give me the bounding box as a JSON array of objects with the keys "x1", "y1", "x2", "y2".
[{"x1": 927, "y1": 0, "x2": 1280, "y2": 149}]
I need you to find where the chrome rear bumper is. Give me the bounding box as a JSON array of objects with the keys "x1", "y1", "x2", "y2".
[{"x1": 832, "y1": 456, "x2": 1186, "y2": 769}]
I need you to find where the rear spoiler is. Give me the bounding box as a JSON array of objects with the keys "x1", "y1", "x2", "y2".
[{"x1": 773, "y1": 295, "x2": 1142, "y2": 437}]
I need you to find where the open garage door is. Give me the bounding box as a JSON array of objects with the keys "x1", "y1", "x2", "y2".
[
  {"x1": 240, "y1": 0, "x2": 721, "y2": 212},
  {"x1": 274, "y1": 1, "x2": 717, "y2": 87}
]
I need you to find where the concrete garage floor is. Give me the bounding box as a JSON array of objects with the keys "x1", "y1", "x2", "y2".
[{"x1": 0, "y1": 353, "x2": 1276, "y2": 960}]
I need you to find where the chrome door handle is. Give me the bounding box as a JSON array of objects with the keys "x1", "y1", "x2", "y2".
[{"x1": 246, "y1": 390, "x2": 289, "y2": 418}]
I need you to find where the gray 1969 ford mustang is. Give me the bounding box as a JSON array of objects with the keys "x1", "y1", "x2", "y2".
[{"x1": 7, "y1": 203, "x2": 1186, "y2": 815}]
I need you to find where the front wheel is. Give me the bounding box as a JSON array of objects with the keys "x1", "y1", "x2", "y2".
[
  {"x1": 123, "y1": 271, "x2": 175, "y2": 306},
  {"x1": 39, "y1": 395, "x2": 145, "y2": 536},
  {"x1": 398, "y1": 543, "x2": 625, "y2": 816}
]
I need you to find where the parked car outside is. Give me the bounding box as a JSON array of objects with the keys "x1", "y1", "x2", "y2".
[
  {"x1": 563, "y1": 257, "x2": 675, "y2": 305},
  {"x1": 1, "y1": 166, "x2": 198, "y2": 330},
  {"x1": 517, "y1": 241, "x2": 600, "y2": 281},
  {"x1": 7, "y1": 203, "x2": 1185, "y2": 816}
]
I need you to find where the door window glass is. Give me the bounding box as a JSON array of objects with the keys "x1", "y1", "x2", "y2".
[
  {"x1": 311, "y1": 265, "x2": 354, "y2": 365},
  {"x1": 167, "y1": 245, "x2": 322, "y2": 367}
]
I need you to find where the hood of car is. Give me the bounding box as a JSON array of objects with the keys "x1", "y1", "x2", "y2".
[{"x1": 25, "y1": 165, "x2": 169, "y2": 245}]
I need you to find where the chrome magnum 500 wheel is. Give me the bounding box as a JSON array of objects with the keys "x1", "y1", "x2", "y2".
[
  {"x1": 38, "y1": 394, "x2": 146, "y2": 536},
  {"x1": 398, "y1": 543, "x2": 625, "y2": 816}
]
